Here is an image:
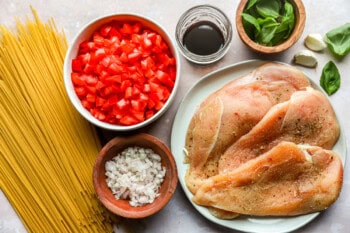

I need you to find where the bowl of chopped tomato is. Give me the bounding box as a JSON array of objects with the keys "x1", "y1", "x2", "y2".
[{"x1": 64, "y1": 14, "x2": 180, "y2": 131}]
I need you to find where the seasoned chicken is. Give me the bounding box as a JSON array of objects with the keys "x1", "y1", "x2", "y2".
[
  {"x1": 193, "y1": 142, "x2": 343, "y2": 216},
  {"x1": 218, "y1": 88, "x2": 340, "y2": 173},
  {"x1": 185, "y1": 62, "x2": 310, "y2": 194}
]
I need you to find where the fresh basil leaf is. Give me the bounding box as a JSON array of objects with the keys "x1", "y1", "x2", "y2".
[
  {"x1": 320, "y1": 61, "x2": 341, "y2": 95},
  {"x1": 241, "y1": 13, "x2": 261, "y2": 32},
  {"x1": 246, "y1": 4, "x2": 260, "y2": 18},
  {"x1": 257, "y1": 17, "x2": 279, "y2": 28},
  {"x1": 246, "y1": 0, "x2": 259, "y2": 10},
  {"x1": 256, "y1": 0, "x2": 281, "y2": 18},
  {"x1": 270, "y1": 31, "x2": 286, "y2": 45},
  {"x1": 256, "y1": 25, "x2": 278, "y2": 45},
  {"x1": 325, "y1": 23, "x2": 350, "y2": 57},
  {"x1": 283, "y1": 1, "x2": 294, "y2": 16},
  {"x1": 283, "y1": 1, "x2": 295, "y2": 35}
]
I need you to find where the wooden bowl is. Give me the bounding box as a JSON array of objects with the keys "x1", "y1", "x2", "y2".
[
  {"x1": 236, "y1": 0, "x2": 306, "y2": 54},
  {"x1": 93, "y1": 133, "x2": 178, "y2": 218}
]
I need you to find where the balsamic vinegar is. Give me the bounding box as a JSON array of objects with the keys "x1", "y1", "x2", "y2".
[{"x1": 182, "y1": 21, "x2": 224, "y2": 56}]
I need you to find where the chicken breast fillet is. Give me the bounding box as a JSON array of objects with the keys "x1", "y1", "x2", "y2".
[
  {"x1": 218, "y1": 88, "x2": 340, "y2": 173},
  {"x1": 193, "y1": 142, "x2": 343, "y2": 216},
  {"x1": 185, "y1": 62, "x2": 311, "y2": 194}
]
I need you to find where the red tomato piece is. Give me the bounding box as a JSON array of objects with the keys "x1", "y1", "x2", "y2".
[
  {"x1": 128, "y1": 52, "x2": 141, "y2": 63},
  {"x1": 71, "y1": 72, "x2": 86, "y2": 86},
  {"x1": 108, "y1": 63, "x2": 123, "y2": 74},
  {"x1": 72, "y1": 58, "x2": 83, "y2": 72},
  {"x1": 100, "y1": 25, "x2": 112, "y2": 37},
  {"x1": 145, "y1": 110, "x2": 155, "y2": 119},
  {"x1": 74, "y1": 86, "x2": 87, "y2": 97},
  {"x1": 116, "y1": 98, "x2": 129, "y2": 110},
  {"x1": 93, "y1": 33, "x2": 105, "y2": 47},
  {"x1": 71, "y1": 20, "x2": 177, "y2": 126},
  {"x1": 119, "y1": 115, "x2": 139, "y2": 126},
  {"x1": 120, "y1": 23, "x2": 133, "y2": 35}
]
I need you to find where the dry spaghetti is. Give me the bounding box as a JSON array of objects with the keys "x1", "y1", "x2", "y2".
[{"x1": 0, "y1": 8, "x2": 113, "y2": 232}]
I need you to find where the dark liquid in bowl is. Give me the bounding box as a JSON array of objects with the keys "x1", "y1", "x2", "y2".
[{"x1": 183, "y1": 22, "x2": 224, "y2": 56}]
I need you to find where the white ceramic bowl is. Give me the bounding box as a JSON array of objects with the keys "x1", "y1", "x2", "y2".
[{"x1": 64, "y1": 13, "x2": 180, "y2": 131}]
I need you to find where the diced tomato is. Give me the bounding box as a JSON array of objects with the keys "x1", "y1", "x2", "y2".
[
  {"x1": 71, "y1": 20, "x2": 176, "y2": 126},
  {"x1": 71, "y1": 72, "x2": 86, "y2": 86},
  {"x1": 131, "y1": 23, "x2": 142, "y2": 34},
  {"x1": 155, "y1": 70, "x2": 174, "y2": 87},
  {"x1": 127, "y1": 52, "x2": 141, "y2": 63},
  {"x1": 94, "y1": 48, "x2": 107, "y2": 60},
  {"x1": 100, "y1": 25, "x2": 112, "y2": 37},
  {"x1": 124, "y1": 86, "x2": 133, "y2": 99},
  {"x1": 132, "y1": 34, "x2": 142, "y2": 44},
  {"x1": 120, "y1": 23, "x2": 133, "y2": 35},
  {"x1": 119, "y1": 115, "x2": 139, "y2": 126},
  {"x1": 95, "y1": 96, "x2": 106, "y2": 107},
  {"x1": 145, "y1": 110, "x2": 155, "y2": 119},
  {"x1": 93, "y1": 33, "x2": 105, "y2": 47},
  {"x1": 104, "y1": 75, "x2": 122, "y2": 84},
  {"x1": 85, "y1": 75, "x2": 98, "y2": 85},
  {"x1": 116, "y1": 98, "x2": 129, "y2": 110},
  {"x1": 142, "y1": 37, "x2": 152, "y2": 49},
  {"x1": 143, "y1": 83, "x2": 151, "y2": 93},
  {"x1": 91, "y1": 108, "x2": 106, "y2": 121},
  {"x1": 120, "y1": 79, "x2": 132, "y2": 92},
  {"x1": 121, "y1": 42, "x2": 135, "y2": 54},
  {"x1": 79, "y1": 53, "x2": 91, "y2": 64},
  {"x1": 119, "y1": 52, "x2": 128, "y2": 63},
  {"x1": 74, "y1": 86, "x2": 87, "y2": 97},
  {"x1": 108, "y1": 27, "x2": 121, "y2": 38},
  {"x1": 86, "y1": 93, "x2": 96, "y2": 103},
  {"x1": 108, "y1": 63, "x2": 123, "y2": 74},
  {"x1": 95, "y1": 81, "x2": 105, "y2": 91},
  {"x1": 79, "y1": 41, "x2": 95, "y2": 53},
  {"x1": 83, "y1": 63, "x2": 94, "y2": 74},
  {"x1": 85, "y1": 85, "x2": 97, "y2": 94},
  {"x1": 72, "y1": 59, "x2": 83, "y2": 72}
]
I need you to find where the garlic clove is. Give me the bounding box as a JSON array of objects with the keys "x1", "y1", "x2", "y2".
[
  {"x1": 304, "y1": 34, "x2": 327, "y2": 51},
  {"x1": 294, "y1": 50, "x2": 318, "y2": 68}
]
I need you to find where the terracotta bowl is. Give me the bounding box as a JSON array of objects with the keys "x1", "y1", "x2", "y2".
[
  {"x1": 236, "y1": 0, "x2": 306, "y2": 54},
  {"x1": 93, "y1": 133, "x2": 178, "y2": 218}
]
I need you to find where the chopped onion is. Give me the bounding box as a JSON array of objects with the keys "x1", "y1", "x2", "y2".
[{"x1": 105, "y1": 146, "x2": 166, "y2": 207}]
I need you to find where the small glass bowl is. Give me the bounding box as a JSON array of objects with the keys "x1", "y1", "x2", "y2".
[{"x1": 175, "y1": 5, "x2": 233, "y2": 65}]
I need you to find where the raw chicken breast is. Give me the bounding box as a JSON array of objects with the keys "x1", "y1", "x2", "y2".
[
  {"x1": 219, "y1": 88, "x2": 340, "y2": 173},
  {"x1": 193, "y1": 142, "x2": 343, "y2": 216},
  {"x1": 185, "y1": 62, "x2": 310, "y2": 194}
]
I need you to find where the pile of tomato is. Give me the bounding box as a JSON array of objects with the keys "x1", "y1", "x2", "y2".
[{"x1": 71, "y1": 21, "x2": 177, "y2": 126}]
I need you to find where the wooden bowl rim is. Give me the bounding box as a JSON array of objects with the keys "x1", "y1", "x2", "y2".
[
  {"x1": 236, "y1": 0, "x2": 306, "y2": 54},
  {"x1": 93, "y1": 133, "x2": 178, "y2": 218}
]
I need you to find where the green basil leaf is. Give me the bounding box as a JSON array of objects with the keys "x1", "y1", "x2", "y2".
[
  {"x1": 282, "y1": 1, "x2": 295, "y2": 35},
  {"x1": 320, "y1": 61, "x2": 341, "y2": 95},
  {"x1": 257, "y1": 17, "x2": 279, "y2": 28},
  {"x1": 241, "y1": 13, "x2": 261, "y2": 32},
  {"x1": 256, "y1": 25, "x2": 278, "y2": 45},
  {"x1": 256, "y1": 0, "x2": 281, "y2": 18},
  {"x1": 246, "y1": 0, "x2": 259, "y2": 10},
  {"x1": 325, "y1": 23, "x2": 350, "y2": 57}
]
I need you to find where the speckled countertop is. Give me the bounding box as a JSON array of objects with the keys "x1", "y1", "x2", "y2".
[{"x1": 0, "y1": 0, "x2": 349, "y2": 232}]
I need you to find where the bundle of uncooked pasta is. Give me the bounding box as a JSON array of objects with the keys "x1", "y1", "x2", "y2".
[{"x1": 0, "y1": 8, "x2": 113, "y2": 232}]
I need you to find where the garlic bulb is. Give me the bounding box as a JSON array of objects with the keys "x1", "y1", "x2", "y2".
[
  {"x1": 304, "y1": 34, "x2": 327, "y2": 51},
  {"x1": 294, "y1": 50, "x2": 318, "y2": 68}
]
